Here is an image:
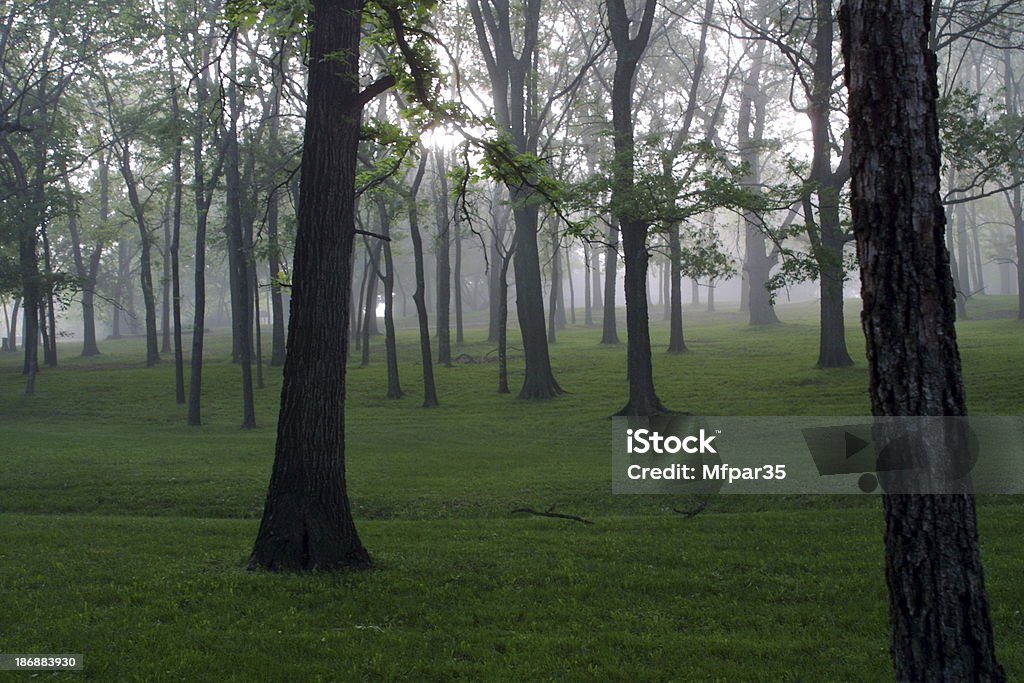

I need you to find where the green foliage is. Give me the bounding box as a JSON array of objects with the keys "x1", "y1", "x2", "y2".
[{"x1": 939, "y1": 87, "x2": 1022, "y2": 186}]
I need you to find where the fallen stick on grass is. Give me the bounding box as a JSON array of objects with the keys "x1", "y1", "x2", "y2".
[
  {"x1": 673, "y1": 501, "x2": 707, "y2": 518},
  {"x1": 511, "y1": 507, "x2": 594, "y2": 525}
]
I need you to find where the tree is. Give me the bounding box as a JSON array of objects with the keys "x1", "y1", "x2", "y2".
[
  {"x1": 840, "y1": 1, "x2": 1006, "y2": 679},
  {"x1": 249, "y1": 0, "x2": 379, "y2": 570},
  {"x1": 469, "y1": 0, "x2": 564, "y2": 398},
  {"x1": 606, "y1": 0, "x2": 666, "y2": 416}
]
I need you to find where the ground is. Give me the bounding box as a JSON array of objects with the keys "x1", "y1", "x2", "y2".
[{"x1": 1, "y1": 298, "x2": 1022, "y2": 680}]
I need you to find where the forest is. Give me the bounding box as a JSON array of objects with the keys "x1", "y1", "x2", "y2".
[{"x1": 1, "y1": 0, "x2": 1023, "y2": 679}]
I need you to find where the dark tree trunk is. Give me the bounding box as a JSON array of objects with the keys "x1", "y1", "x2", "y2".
[
  {"x1": 607, "y1": 0, "x2": 664, "y2": 416},
  {"x1": 454, "y1": 210, "x2": 464, "y2": 344},
  {"x1": 434, "y1": 150, "x2": 452, "y2": 365},
  {"x1": 354, "y1": 247, "x2": 368, "y2": 350},
  {"x1": 267, "y1": 43, "x2": 287, "y2": 367},
  {"x1": 601, "y1": 220, "x2": 620, "y2": 344},
  {"x1": 469, "y1": 0, "x2": 562, "y2": 399},
  {"x1": 566, "y1": 243, "x2": 575, "y2": 325},
  {"x1": 40, "y1": 226, "x2": 57, "y2": 367},
  {"x1": 547, "y1": 222, "x2": 559, "y2": 344},
  {"x1": 249, "y1": 0, "x2": 370, "y2": 571},
  {"x1": 407, "y1": 155, "x2": 439, "y2": 408},
  {"x1": 187, "y1": 40, "x2": 222, "y2": 427},
  {"x1": 816, "y1": 218, "x2": 853, "y2": 367},
  {"x1": 112, "y1": 236, "x2": 128, "y2": 339},
  {"x1": 171, "y1": 142, "x2": 186, "y2": 403},
  {"x1": 225, "y1": 36, "x2": 256, "y2": 429},
  {"x1": 4, "y1": 297, "x2": 18, "y2": 353},
  {"x1": 166, "y1": 46, "x2": 185, "y2": 403},
  {"x1": 486, "y1": 190, "x2": 506, "y2": 344},
  {"x1": 376, "y1": 198, "x2": 403, "y2": 399},
  {"x1": 511, "y1": 197, "x2": 563, "y2": 398},
  {"x1": 498, "y1": 250, "x2": 513, "y2": 394},
  {"x1": 841, "y1": 2, "x2": 1006, "y2": 680},
  {"x1": 805, "y1": 0, "x2": 854, "y2": 368},
  {"x1": 119, "y1": 144, "x2": 160, "y2": 367},
  {"x1": 667, "y1": 225, "x2": 687, "y2": 353},
  {"x1": 584, "y1": 243, "x2": 593, "y2": 326},
  {"x1": 161, "y1": 201, "x2": 172, "y2": 354}
]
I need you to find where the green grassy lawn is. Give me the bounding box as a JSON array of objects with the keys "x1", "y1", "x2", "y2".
[{"x1": 1, "y1": 297, "x2": 1022, "y2": 680}]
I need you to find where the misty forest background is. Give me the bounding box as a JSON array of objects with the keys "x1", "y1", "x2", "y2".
[{"x1": 2, "y1": 0, "x2": 1024, "y2": 679}]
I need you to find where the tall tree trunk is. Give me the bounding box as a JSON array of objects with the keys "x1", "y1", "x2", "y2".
[
  {"x1": 166, "y1": 39, "x2": 185, "y2": 403},
  {"x1": 667, "y1": 225, "x2": 687, "y2": 353},
  {"x1": 841, "y1": 2, "x2": 1006, "y2": 680},
  {"x1": 806, "y1": 0, "x2": 854, "y2": 368},
  {"x1": 161, "y1": 200, "x2": 172, "y2": 354},
  {"x1": 249, "y1": 0, "x2": 370, "y2": 571},
  {"x1": 469, "y1": 0, "x2": 562, "y2": 399},
  {"x1": 112, "y1": 237, "x2": 129, "y2": 339},
  {"x1": 225, "y1": 36, "x2": 256, "y2": 429},
  {"x1": 454, "y1": 210, "x2": 464, "y2": 344},
  {"x1": 601, "y1": 220, "x2": 620, "y2": 344},
  {"x1": 119, "y1": 144, "x2": 160, "y2": 367},
  {"x1": 486, "y1": 189, "x2": 506, "y2": 343},
  {"x1": 584, "y1": 243, "x2": 593, "y2": 326},
  {"x1": 608, "y1": 0, "x2": 664, "y2": 416},
  {"x1": 407, "y1": 155, "x2": 439, "y2": 408},
  {"x1": 170, "y1": 137, "x2": 185, "y2": 403},
  {"x1": 591, "y1": 239, "x2": 603, "y2": 314},
  {"x1": 566, "y1": 243, "x2": 575, "y2": 325},
  {"x1": 434, "y1": 149, "x2": 452, "y2": 365},
  {"x1": 547, "y1": 222, "x2": 559, "y2": 344},
  {"x1": 739, "y1": 39, "x2": 779, "y2": 326},
  {"x1": 376, "y1": 198, "x2": 403, "y2": 399},
  {"x1": 268, "y1": 41, "x2": 288, "y2": 367},
  {"x1": 187, "y1": 38, "x2": 220, "y2": 427},
  {"x1": 41, "y1": 225, "x2": 57, "y2": 367},
  {"x1": 498, "y1": 249, "x2": 514, "y2": 393}
]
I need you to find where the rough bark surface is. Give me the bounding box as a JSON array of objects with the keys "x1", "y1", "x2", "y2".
[
  {"x1": 841, "y1": 2, "x2": 1005, "y2": 679},
  {"x1": 250, "y1": 0, "x2": 370, "y2": 571}
]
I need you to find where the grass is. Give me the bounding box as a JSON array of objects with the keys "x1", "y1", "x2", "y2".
[{"x1": 1, "y1": 297, "x2": 1022, "y2": 680}]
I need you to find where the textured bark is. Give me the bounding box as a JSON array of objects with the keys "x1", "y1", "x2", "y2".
[
  {"x1": 841, "y1": 2, "x2": 1005, "y2": 679},
  {"x1": 250, "y1": 0, "x2": 370, "y2": 571}
]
